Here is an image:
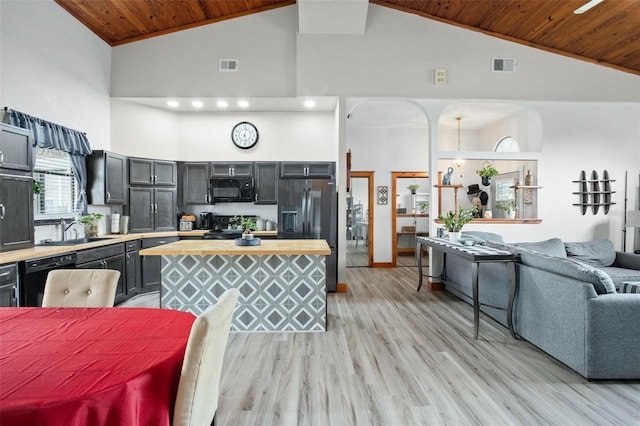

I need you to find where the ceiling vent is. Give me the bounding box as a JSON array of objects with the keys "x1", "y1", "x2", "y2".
[
  {"x1": 492, "y1": 58, "x2": 516, "y2": 72},
  {"x1": 219, "y1": 59, "x2": 238, "y2": 72}
]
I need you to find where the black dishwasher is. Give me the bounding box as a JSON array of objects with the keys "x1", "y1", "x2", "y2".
[{"x1": 19, "y1": 252, "x2": 77, "y2": 307}]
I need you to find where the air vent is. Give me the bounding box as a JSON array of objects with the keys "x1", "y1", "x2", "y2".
[
  {"x1": 492, "y1": 58, "x2": 516, "y2": 73},
  {"x1": 219, "y1": 59, "x2": 238, "y2": 72}
]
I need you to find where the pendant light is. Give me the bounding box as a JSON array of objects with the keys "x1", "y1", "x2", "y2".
[{"x1": 453, "y1": 116, "x2": 465, "y2": 168}]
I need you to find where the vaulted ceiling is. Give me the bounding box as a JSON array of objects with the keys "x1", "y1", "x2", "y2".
[{"x1": 54, "y1": 0, "x2": 640, "y2": 75}]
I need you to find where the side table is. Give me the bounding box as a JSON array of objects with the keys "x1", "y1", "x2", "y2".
[{"x1": 417, "y1": 236, "x2": 517, "y2": 340}]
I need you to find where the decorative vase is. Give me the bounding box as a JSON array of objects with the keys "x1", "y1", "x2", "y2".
[
  {"x1": 507, "y1": 210, "x2": 516, "y2": 219},
  {"x1": 525, "y1": 170, "x2": 533, "y2": 186},
  {"x1": 482, "y1": 176, "x2": 492, "y2": 186},
  {"x1": 448, "y1": 231, "x2": 462, "y2": 241},
  {"x1": 85, "y1": 222, "x2": 98, "y2": 238}
]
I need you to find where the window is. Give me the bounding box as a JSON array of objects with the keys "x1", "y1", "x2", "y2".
[
  {"x1": 494, "y1": 136, "x2": 520, "y2": 152},
  {"x1": 33, "y1": 147, "x2": 80, "y2": 219}
]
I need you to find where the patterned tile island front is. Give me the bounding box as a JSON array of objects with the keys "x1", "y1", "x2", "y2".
[{"x1": 139, "y1": 240, "x2": 331, "y2": 331}]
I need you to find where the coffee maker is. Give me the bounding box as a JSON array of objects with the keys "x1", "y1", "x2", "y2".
[{"x1": 200, "y1": 212, "x2": 213, "y2": 230}]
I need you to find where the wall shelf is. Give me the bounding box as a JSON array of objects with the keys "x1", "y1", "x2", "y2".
[{"x1": 573, "y1": 170, "x2": 615, "y2": 215}]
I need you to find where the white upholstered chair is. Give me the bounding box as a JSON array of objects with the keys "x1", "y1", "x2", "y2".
[
  {"x1": 42, "y1": 269, "x2": 120, "y2": 308},
  {"x1": 173, "y1": 288, "x2": 240, "y2": 426}
]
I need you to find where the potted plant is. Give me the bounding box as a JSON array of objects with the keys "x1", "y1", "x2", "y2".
[
  {"x1": 231, "y1": 215, "x2": 258, "y2": 239},
  {"x1": 33, "y1": 181, "x2": 43, "y2": 195},
  {"x1": 407, "y1": 183, "x2": 420, "y2": 194},
  {"x1": 437, "y1": 206, "x2": 477, "y2": 240},
  {"x1": 476, "y1": 163, "x2": 499, "y2": 186},
  {"x1": 79, "y1": 213, "x2": 103, "y2": 237},
  {"x1": 497, "y1": 199, "x2": 517, "y2": 219},
  {"x1": 419, "y1": 201, "x2": 429, "y2": 214}
]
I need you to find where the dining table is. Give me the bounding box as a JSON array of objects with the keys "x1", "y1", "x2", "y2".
[{"x1": 0, "y1": 307, "x2": 196, "y2": 426}]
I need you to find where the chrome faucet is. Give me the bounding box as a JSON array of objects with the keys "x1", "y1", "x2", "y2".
[{"x1": 61, "y1": 218, "x2": 80, "y2": 241}]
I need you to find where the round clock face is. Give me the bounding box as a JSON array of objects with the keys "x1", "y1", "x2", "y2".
[{"x1": 231, "y1": 122, "x2": 259, "y2": 149}]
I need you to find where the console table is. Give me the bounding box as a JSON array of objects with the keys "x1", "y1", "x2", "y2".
[{"x1": 416, "y1": 236, "x2": 517, "y2": 340}]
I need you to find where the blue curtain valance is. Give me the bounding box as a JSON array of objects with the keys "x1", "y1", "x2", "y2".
[{"x1": 7, "y1": 109, "x2": 91, "y2": 155}]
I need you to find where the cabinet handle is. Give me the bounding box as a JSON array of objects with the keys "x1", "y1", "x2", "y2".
[
  {"x1": 126, "y1": 253, "x2": 131, "y2": 261},
  {"x1": 0, "y1": 151, "x2": 3, "y2": 163},
  {"x1": 255, "y1": 193, "x2": 258, "y2": 202},
  {"x1": 0, "y1": 204, "x2": 4, "y2": 219},
  {"x1": 0, "y1": 271, "x2": 10, "y2": 277},
  {"x1": 154, "y1": 175, "x2": 158, "y2": 183},
  {"x1": 106, "y1": 191, "x2": 111, "y2": 202},
  {"x1": 155, "y1": 204, "x2": 158, "y2": 213},
  {"x1": 229, "y1": 167, "x2": 233, "y2": 176},
  {"x1": 150, "y1": 203, "x2": 154, "y2": 212}
]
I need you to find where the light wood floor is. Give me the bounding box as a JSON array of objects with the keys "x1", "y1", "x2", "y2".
[{"x1": 219, "y1": 267, "x2": 640, "y2": 426}]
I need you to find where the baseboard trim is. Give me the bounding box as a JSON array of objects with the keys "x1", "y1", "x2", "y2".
[
  {"x1": 336, "y1": 283, "x2": 348, "y2": 292},
  {"x1": 372, "y1": 262, "x2": 394, "y2": 268},
  {"x1": 428, "y1": 281, "x2": 444, "y2": 291}
]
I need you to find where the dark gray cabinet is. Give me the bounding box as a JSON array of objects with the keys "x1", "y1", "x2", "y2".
[
  {"x1": 254, "y1": 162, "x2": 279, "y2": 204},
  {"x1": 0, "y1": 172, "x2": 34, "y2": 251},
  {"x1": 280, "y1": 162, "x2": 334, "y2": 178},
  {"x1": 0, "y1": 123, "x2": 33, "y2": 172},
  {"x1": 125, "y1": 240, "x2": 141, "y2": 297},
  {"x1": 211, "y1": 162, "x2": 253, "y2": 177},
  {"x1": 87, "y1": 150, "x2": 127, "y2": 205},
  {"x1": 140, "y1": 236, "x2": 179, "y2": 293},
  {"x1": 129, "y1": 187, "x2": 176, "y2": 233},
  {"x1": 0, "y1": 263, "x2": 18, "y2": 307},
  {"x1": 180, "y1": 162, "x2": 210, "y2": 204},
  {"x1": 129, "y1": 158, "x2": 177, "y2": 186},
  {"x1": 76, "y1": 243, "x2": 126, "y2": 305}
]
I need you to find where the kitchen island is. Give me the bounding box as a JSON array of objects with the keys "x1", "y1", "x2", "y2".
[{"x1": 139, "y1": 239, "x2": 331, "y2": 332}]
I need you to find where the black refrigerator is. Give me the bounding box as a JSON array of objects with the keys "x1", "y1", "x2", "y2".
[{"x1": 278, "y1": 178, "x2": 338, "y2": 291}]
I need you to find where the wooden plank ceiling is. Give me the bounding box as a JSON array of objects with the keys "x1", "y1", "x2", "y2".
[{"x1": 54, "y1": 0, "x2": 640, "y2": 75}]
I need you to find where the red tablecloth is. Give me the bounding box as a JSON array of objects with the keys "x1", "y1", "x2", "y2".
[{"x1": 0, "y1": 307, "x2": 196, "y2": 426}]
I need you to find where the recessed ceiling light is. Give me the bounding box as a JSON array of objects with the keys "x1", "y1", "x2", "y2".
[
  {"x1": 191, "y1": 100, "x2": 203, "y2": 108},
  {"x1": 237, "y1": 100, "x2": 249, "y2": 108},
  {"x1": 167, "y1": 100, "x2": 180, "y2": 108},
  {"x1": 304, "y1": 100, "x2": 316, "y2": 108},
  {"x1": 216, "y1": 100, "x2": 229, "y2": 108},
  {"x1": 574, "y1": 0, "x2": 605, "y2": 14}
]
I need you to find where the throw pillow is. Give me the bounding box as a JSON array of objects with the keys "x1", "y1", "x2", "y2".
[
  {"x1": 513, "y1": 238, "x2": 567, "y2": 258},
  {"x1": 621, "y1": 282, "x2": 640, "y2": 294},
  {"x1": 564, "y1": 240, "x2": 616, "y2": 267},
  {"x1": 519, "y1": 251, "x2": 616, "y2": 295}
]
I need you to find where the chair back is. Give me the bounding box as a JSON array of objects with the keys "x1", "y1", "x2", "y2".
[
  {"x1": 173, "y1": 288, "x2": 240, "y2": 426},
  {"x1": 42, "y1": 269, "x2": 120, "y2": 308}
]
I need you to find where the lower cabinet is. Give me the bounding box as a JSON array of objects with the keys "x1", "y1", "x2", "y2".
[
  {"x1": 125, "y1": 240, "x2": 141, "y2": 297},
  {"x1": 140, "y1": 237, "x2": 179, "y2": 293},
  {"x1": 76, "y1": 243, "x2": 126, "y2": 305},
  {"x1": 0, "y1": 263, "x2": 18, "y2": 307}
]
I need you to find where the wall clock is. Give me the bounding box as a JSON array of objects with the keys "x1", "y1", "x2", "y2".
[{"x1": 231, "y1": 121, "x2": 259, "y2": 149}]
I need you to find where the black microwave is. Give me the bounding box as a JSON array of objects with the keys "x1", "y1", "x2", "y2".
[{"x1": 210, "y1": 177, "x2": 254, "y2": 203}]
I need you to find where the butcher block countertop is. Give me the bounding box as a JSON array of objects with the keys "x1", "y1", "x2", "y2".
[
  {"x1": 139, "y1": 239, "x2": 331, "y2": 256},
  {"x1": 0, "y1": 230, "x2": 279, "y2": 264}
]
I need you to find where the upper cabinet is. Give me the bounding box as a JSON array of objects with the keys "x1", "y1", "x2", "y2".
[
  {"x1": 210, "y1": 162, "x2": 253, "y2": 177},
  {"x1": 0, "y1": 123, "x2": 32, "y2": 172},
  {"x1": 129, "y1": 158, "x2": 177, "y2": 186},
  {"x1": 254, "y1": 162, "x2": 279, "y2": 205},
  {"x1": 180, "y1": 162, "x2": 210, "y2": 205},
  {"x1": 280, "y1": 162, "x2": 335, "y2": 179},
  {"x1": 87, "y1": 150, "x2": 127, "y2": 205}
]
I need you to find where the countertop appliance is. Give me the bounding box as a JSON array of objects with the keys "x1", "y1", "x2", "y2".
[
  {"x1": 200, "y1": 212, "x2": 213, "y2": 230},
  {"x1": 18, "y1": 252, "x2": 77, "y2": 306},
  {"x1": 278, "y1": 178, "x2": 337, "y2": 291},
  {"x1": 202, "y1": 215, "x2": 257, "y2": 239},
  {"x1": 210, "y1": 177, "x2": 254, "y2": 203}
]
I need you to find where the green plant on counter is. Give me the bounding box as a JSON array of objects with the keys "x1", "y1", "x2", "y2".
[
  {"x1": 437, "y1": 206, "x2": 477, "y2": 232},
  {"x1": 230, "y1": 215, "x2": 257, "y2": 233},
  {"x1": 80, "y1": 213, "x2": 104, "y2": 238}
]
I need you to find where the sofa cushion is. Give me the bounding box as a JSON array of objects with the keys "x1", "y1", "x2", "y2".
[
  {"x1": 512, "y1": 238, "x2": 567, "y2": 258},
  {"x1": 461, "y1": 231, "x2": 504, "y2": 243},
  {"x1": 599, "y1": 266, "x2": 640, "y2": 290},
  {"x1": 564, "y1": 240, "x2": 616, "y2": 267},
  {"x1": 519, "y1": 251, "x2": 616, "y2": 295}
]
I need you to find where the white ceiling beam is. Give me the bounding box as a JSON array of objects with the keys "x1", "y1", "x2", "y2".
[{"x1": 298, "y1": 0, "x2": 368, "y2": 35}]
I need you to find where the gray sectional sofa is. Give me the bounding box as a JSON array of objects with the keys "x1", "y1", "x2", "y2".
[{"x1": 442, "y1": 232, "x2": 640, "y2": 379}]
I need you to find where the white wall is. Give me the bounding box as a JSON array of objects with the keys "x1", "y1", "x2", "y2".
[
  {"x1": 297, "y1": 4, "x2": 639, "y2": 102},
  {"x1": 110, "y1": 6, "x2": 298, "y2": 98},
  {"x1": 0, "y1": 0, "x2": 111, "y2": 149}
]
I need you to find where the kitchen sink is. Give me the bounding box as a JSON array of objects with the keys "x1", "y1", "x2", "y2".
[{"x1": 37, "y1": 237, "x2": 115, "y2": 246}]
